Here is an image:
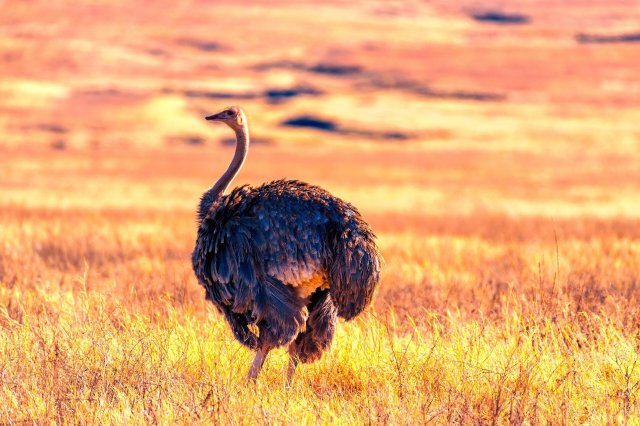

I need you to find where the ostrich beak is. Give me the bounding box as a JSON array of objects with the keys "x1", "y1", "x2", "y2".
[{"x1": 205, "y1": 112, "x2": 224, "y2": 121}]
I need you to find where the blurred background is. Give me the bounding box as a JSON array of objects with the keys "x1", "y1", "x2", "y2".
[{"x1": 1, "y1": 0, "x2": 639, "y2": 219}]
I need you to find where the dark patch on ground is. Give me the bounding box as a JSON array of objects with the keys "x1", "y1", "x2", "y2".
[
  {"x1": 144, "y1": 48, "x2": 168, "y2": 57},
  {"x1": 379, "y1": 132, "x2": 410, "y2": 141},
  {"x1": 282, "y1": 116, "x2": 338, "y2": 132},
  {"x1": 264, "y1": 86, "x2": 323, "y2": 103},
  {"x1": 177, "y1": 38, "x2": 222, "y2": 51},
  {"x1": 183, "y1": 90, "x2": 257, "y2": 100},
  {"x1": 183, "y1": 136, "x2": 206, "y2": 146},
  {"x1": 307, "y1": 63, "x2": 363, "y2": 76},
  {"x1": 50, "y1": 140, "x2": 67, "y2": 150},
  {"x1": 166, "y1": 135, "x2": 206, "y2": 146},
  {"x1": 364, "y1": 77, "x2": 505, "y2": 102},
  {"x1": 341, "y1": 129, "x2": 411, "y2": 141},
  {"x1": 438, "y1": 89, "x2": 505, "y2": 102},
  {"x1": 38, "y1": 124, "x2": 67, "y2": 134},
  {"x1": 252, "y1": 60, "x2": 305, "y2": 72},
  {"x1": 281, "y1": 115, "x2": 410, "y2": 141},
  {"x1": 183, "y1": 84, "x2": 322, "y2": 103},
  {"x1": 252, "y1": 60, "x2": 362, "y2": 76},
  {"x1": 470, "y1": 10, "x2": 530, "y2": 25},
  {"x1": 576, "y1": 32, "x2": 640, "y2": 44},
  {"x1": 252, "y1": 60, "x2": 504, "y2": 102}
]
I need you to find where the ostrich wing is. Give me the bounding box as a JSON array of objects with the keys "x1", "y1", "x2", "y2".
[
  {"x1": 193, "y1": 213, "x2": 265, "y2": 313},
  {"x1": 193, "y1": 200, "x2": 307, "y2": 346}
]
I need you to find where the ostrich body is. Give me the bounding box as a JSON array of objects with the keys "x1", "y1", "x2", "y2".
[{"x1": 191, "y1": 106, "x2": 381, "y2": 382}]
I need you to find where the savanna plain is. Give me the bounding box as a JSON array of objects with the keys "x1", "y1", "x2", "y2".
[{"x1": 1, "y1": 0, "x2": 640, "y2": 424}]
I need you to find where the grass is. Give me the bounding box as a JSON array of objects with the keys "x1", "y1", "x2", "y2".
[
  {"x1": 1, "y1": 164, "x2": 639, "y2": 423},
  {"x1": 3, "y1": 281, "x2": 640, "y2": 424}
]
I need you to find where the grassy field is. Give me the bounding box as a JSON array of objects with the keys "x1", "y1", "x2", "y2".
[
  {"x1": 1, "y1": 148, "x2": 639, "y2": 424},
  {"x1": 2, "y1": 0, "x2": 640, "y2": 424}
]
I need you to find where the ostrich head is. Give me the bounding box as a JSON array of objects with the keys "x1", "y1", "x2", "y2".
[{"x1": 205, "y1": 106, "x2": 246, "y2": 130}]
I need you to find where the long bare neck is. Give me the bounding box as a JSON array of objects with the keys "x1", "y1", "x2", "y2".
[{"x1": 210, "y1": 121, "x2": 249, "y2": 201}]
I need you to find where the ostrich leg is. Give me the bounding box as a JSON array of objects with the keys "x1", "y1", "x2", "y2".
[
  {"x1": 286, "y1": 355, "x2": 299, "y2": 385},
  {"x1": 248, "y1": 347, "x2": 270, "y2": 381},
  {"x1": 286, "y1": 289, "x2": 337, "y2": 385}
]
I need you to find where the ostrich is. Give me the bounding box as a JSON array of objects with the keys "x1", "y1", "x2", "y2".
[{"x1": 191, "y1": 105, "x2": 381, "y2": 382}]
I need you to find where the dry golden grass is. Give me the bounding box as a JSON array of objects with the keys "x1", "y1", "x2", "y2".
[
  {"x1": 2, "y1": 0, "x2": 640, "y2": 423},
  {"x1": 1, "y1": 148, "x2": 640, "y2": 424}
]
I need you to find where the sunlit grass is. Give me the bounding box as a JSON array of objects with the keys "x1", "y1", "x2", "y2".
[
  {"x1": 1, "y1": 183, "x2": 640, "y2": 423},
  {"x1": 2, "y1": 286, "x2": 639, "y2": 424}
]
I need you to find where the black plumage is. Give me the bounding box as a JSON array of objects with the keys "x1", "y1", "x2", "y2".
[{"x1": 191, "y1": 106, "x2": 381, "y2": 381}]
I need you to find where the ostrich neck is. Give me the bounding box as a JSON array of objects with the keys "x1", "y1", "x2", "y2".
[{"x1": 210, "y1": 123, "x2": 249, "y2": 201}]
